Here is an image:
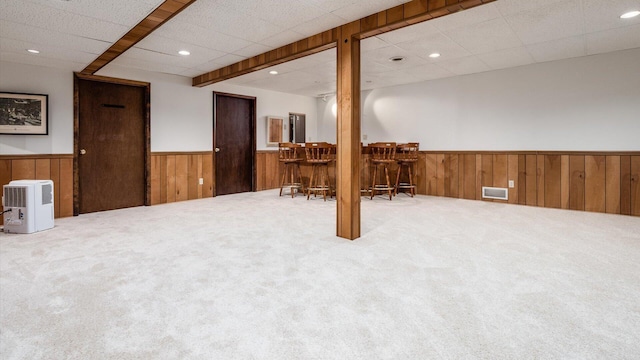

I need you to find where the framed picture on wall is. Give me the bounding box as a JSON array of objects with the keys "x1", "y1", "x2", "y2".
[
  {"x1": 266, "y1": 116, "x2": 283, "y2": 147},
  {"x1": 0, "y1": 92, "x2": 49, "y2": 135}
]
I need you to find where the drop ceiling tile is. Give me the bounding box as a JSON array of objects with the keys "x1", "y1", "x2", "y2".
[
  {"x1": 0, "y1": 0, "x2": 129, "y2": 42},
  {"x1": 0, "y1": 21, "x2": 111, "y2": 55},
  {"x1": 153, "y1": 22, "x2": 252, "y2": 54},
  {"x1": 446, "y1": 18, "x2": 523, "y2": 54},
  {"x1": 376, "y1": 21, "x2": 440, "y2": 44},
  {"x1": 366, "y1": 46, "x2": 429, "y2": 69},
  {"x1": 135, "y1": 35, "x2": 226, "y2": 61},
  {"x1": 404, "y1": 63, "x2": 455, "y2": 81},
  {"x1": 0, "y1": 38, "x2": 98, "y2": 64},
  {"x1": 217, "y1": 0, "x2": 321, "y2": 29},
  {"x1": 494, "y1": 0, "x2": 567, "y2": 17},
  {"x1": 25, "y1": 0, "x2": 162, "y2": 27},
  {"x1": 362, "y1": 37, "x2": 391, "y2": 52},
  {"x1": 331, "y1": 0, "x2": 404, "y2": 21},
  {"x1": 361, "y1": 58, "x2": 395, "y2": 73},
  {"x1": 583, "y1": 0, "x2": 640, "y2": 33},
  {"x1": 179, "y1": 68, "x2": 208, "y2": 78},
  {"x1": 476, "y1": 46, "x2": 535, "y2": 70},
  {"x1": 290, "y1": 13, "x2": 346, "y2": 37},
  {"x1": 586, "y1": 24, "x2": 640, "y2": 55},
  {"x1": 233, "y1": 43, "x2": 273, "y2": 58},
  {"x1": 505, "y1": 0, "x2": 584, "y2": 45},
  {"x1": 436, "y1": 56, "x2": 491, "y2": 75},
  {"x1": 0, "y1": 51, "x2": 86, "y2": 72},
  {"x1": 395, "y1": 33, "x2": 471, "y2": 61},
  {"x1": 431, "y1": 3, "x2": 501, "y2": 32},
  {"x1": 207, "y1": 54, "x2": 247, "y2": 68},
  {"x1": 308, "y1": 48, "x2": 337, "y2": 63},
  {"x1": 258, "y1": 30, "x2": 306, "y2": 48},
  {"x1": 526, "y1": 35, "x2": 586, "y2": 62},
  {"x1": 300, "y1": 61, "x2": 336, "y2": 79},
  {"x1": 109, "y1": 56, "x2": 189, "y2": 75}
]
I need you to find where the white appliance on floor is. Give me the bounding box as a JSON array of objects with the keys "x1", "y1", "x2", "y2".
[{"x1": 2, "y1": 180, "x2": 55, "y2": 234}]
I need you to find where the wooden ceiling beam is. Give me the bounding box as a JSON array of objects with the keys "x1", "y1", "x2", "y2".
[
  {"x1": 192, "y1": 0, "x2": 495, "y2": 87},
  {"x1": 81, "y1": 0, "x2": 197, "y2": 75}
]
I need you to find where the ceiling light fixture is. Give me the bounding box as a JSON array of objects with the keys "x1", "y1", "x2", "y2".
[
  {"x1": 269, "y1": 70, "x2": 278, "y2": 75},
  {"x1": 27, "y1": 49, "x2": 40, "y2": 54},
  {"x1": 178, "y1": 50, "x2": 190, "y2": 56},
  {"x1": 389, "y1": 56, "x2": 405, "y2": 62},
  {"x1": 620, "y1": 10, "x2": 640, "y2": 18},
  {"x1": 429, "y1": 53, "x2": 441, "y2": 58}
]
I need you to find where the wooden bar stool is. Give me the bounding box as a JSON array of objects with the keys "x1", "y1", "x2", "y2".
[
  {"x1": 395, "y1": 143, "x2": 419, "y2": 197},
  {"x1": 369, "y1": 142, "x2": 396, "y2": 200},
  {"x1": 278, "y1": 142, "x2": 304, "y2": 198},
  {"x1": 305, "y1": 142, "x2": 335, "y2": 201}
]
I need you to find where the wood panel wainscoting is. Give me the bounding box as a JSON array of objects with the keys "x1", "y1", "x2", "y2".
[
  {"x1": 255, "y1": 150, "x2": 640, "y2": 217},
  {"x1": 0, "y1": 155, "x2": 74, "y2": 226},
  {"x1": 150, "y1": 152, "x2": 213, "y2": 205}
]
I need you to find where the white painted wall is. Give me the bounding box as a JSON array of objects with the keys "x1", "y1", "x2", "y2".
[
  {"x1": 318, "y1": 48, "x2": 640, "y2": 151},
  {"x1": 0, "y1": 62, "x2": 74, "y2": 155},
  {"x1": 0, "y1": 62, "x2": 318, "y2": 155}
]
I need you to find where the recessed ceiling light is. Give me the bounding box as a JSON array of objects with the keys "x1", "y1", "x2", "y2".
[
  {"x1": 27, "y1": 49, "x2": 40, "y2": 54},
  {"x1": 389, "y1": 56, "x2": 404, "y2": 62},
  {"x1": 269, "y1": 70, "x2": 278, "y2": 75},
  {"x1": 620, "y1": 10, "x2": 640, "y2": 19},
  {"x1": 429, "y1": 53, "x2": 441, "y2": 58},
  {"x1": 178, "y1": 50, "x2": 190, "y2": 56}
]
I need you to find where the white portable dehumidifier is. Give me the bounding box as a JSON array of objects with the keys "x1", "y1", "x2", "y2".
[{"x1": 2, "y1": 180, "x2": 55, "y2": 234}]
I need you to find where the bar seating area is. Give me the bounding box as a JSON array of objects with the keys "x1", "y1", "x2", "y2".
[{"x1": 276, "y1": 142, "x2": 419, "y2": 201}]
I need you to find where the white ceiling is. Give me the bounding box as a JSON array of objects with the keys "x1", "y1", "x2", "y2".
[{"x1": 1, "y1": 0, "x2": 639, "y2": 97}]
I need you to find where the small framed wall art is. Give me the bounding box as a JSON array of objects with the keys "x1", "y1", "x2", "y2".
[{"x1": 0, "y1": 92, "x2": 49, "y2": 135}]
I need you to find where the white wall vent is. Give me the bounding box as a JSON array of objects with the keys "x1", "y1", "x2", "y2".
[{"x1": 482, "y1": 186, "x2": 508, "y2": 200}]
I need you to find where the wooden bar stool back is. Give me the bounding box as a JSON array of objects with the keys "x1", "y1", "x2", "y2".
[
  {"x1": 395, "y1": 142, "x2": 419, "y2": 197},
  {"x1": 304, "y1": 142, "x2": 335, "y2": 201},
  {"x1": 369, "y1": 142, "x2": 396, "y2": 200},
  {"x1": 278, "y1": 142, "x2": 304, "y2": 198}
]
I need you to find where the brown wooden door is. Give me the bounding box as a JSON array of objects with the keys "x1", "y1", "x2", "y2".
[
  {"x1": 214, "y1": 93, "x2": 255, "y2": 196},
  {"x1": 78, "y1": 79, "x2": 146, "y2": 213}
]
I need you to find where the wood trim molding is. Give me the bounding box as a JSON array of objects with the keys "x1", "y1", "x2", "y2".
[
  {"x1": 74, "y1": 73, "x2": 150, "y2": 87},
  {"x1": 192, "y1": 0, "x2": 495, "y2": 87},
  {"x1": 0, "y1": 154, "x2": 74, "y2": 160},
  {"x1": 81, "y1": 0, "x2": 197, "y2": 75},
  {"x1": 419, "y1": 151, "x2": 640, "y2": 155}
]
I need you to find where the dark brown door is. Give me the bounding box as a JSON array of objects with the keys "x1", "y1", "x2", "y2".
[
  {"x1": 78, "y1": 79, "x2": 146, "y2": 213},
  {"x1": 214, "y1": 93, "x2": 255, "y2": 196}
]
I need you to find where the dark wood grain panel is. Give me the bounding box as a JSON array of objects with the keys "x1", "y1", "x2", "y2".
[
  {"x1": 11, "y1": 159, "x2": 35, "y2": 180},
  {"x1": 175, "y1": 155, "x2": 188, "y2": 202},
  {"x1": 415, "y1": 153, "x2": 427, "y2": 195},
  {"x1": 537, "y1": 155, "x2": 545, "y2": 207},
  {"x1": 493, "y1": 154, "x2": 508, "y2": 188},
  {"x1": 569, "y1": 155, "x2": 585, "y2": 211},
  {"x1": 50, "y1": 159, "x2": 60, "y2": 219},
  {"x1": 150, "y1": 155, "x2": 162, "y2": 205},
  {"x1": 544, "y1": 155, "x2": 561, "y2": 209},
  {"x1": 160, "y1": 156, "x2": 168, "y2": 203},
  {"x1": 35, "y1": 159, "x2": 50, "y2": 180},
  {"x1": 197, "y1": 154, "x2": 203, "y2": 199},
  {"x1": 425, "y1": 154, "x2": 437, "y2": 196},
  {"x1": 605, "y1": 156, "x2": 620, "y2": 214},
  {"x1": 436, "y1": 154, "x2": 445, "y2": 197},
  {"x1": 525, "y1": 155, "x2": 537, "y2": 206},
  {"x1": 518, "y1": 155, "x2": 526, "y2": 205},
  {"x1": 481, "y1": 154, "x2": 493, "y2": 201},
  {"x1": 463, "y1": 154, "x2": 476, "y2": 200},
  {"x1": 585, "y1": 155, "x2": 606, "y2": 213},
  {"x1": 475, "y1": 154, "x2": 483, "y2": 200},
  {"x1": 631, "y1": 156, "x2": 640, "y2": 216},
  {"x1": 561, "y1": 155, "x2": 570, "y2": 209},
  {"x1": 166, "y1": 155, "x2": 176, "y2": 203},
  {"x1": 187, "y1": 154, "x2": 199, "y2": 200},
  {"x1": 507, "y1": 154, "x2": 518, "y2": 204},
  {"x1": 620, "y1": 156, "x2": 631, "y2": 215},
  {"x1": 202, "y1": 154, "x2": 213, "y2": 198},
  {"x1": 444, "y1": 154, "x2": 459, "y2": 198},
  {"x1": 0, "y1": 160, "x2": 11, "y2": 226},
  {"x1": 59, "y1": 159, "x2": 74, "y2": 217}
]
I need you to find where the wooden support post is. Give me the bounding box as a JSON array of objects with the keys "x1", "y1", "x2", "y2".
[{"x1": 336, "y1": 21, "x2": 362, "y2": 240}]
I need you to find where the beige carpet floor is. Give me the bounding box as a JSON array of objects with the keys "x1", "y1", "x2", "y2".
[{"x1": 1, "y1": 190, "x2": 639, "y2": 359}]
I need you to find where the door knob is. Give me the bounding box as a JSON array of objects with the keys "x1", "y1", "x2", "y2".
[
  {"x1": 215, "y1": 148, "x2": 220, "y2": 153},
  {"x1": 80, "y1": 149, "x2": 87, "y2": 155}
]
